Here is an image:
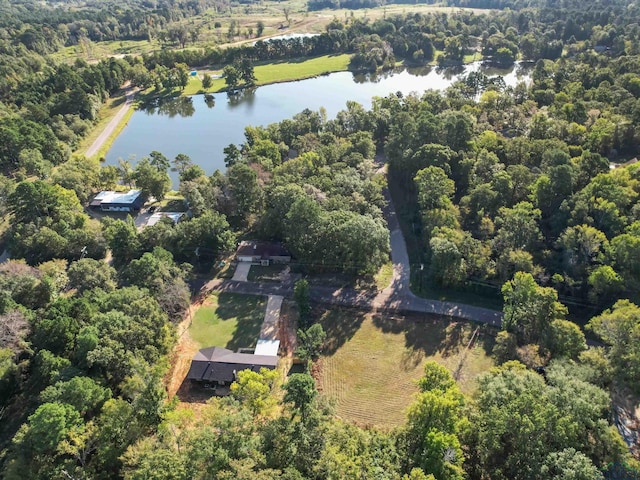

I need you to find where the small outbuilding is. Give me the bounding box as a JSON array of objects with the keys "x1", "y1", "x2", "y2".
[
  {"x1": 254, "y1": 339, "x2": 280, "y2": 357},
  {"x1": 90, "y1": 190, "x2": 144, "y2": 213},
  {"x1": 186, "y1": 346, "x2": 278, "y2": 390},
  {"x1": 235, "y1": 241, "x2": 291, "y2": 265}
]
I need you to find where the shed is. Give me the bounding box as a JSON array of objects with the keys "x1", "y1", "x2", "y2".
[{"x1": 255, "y1": 339, "x2": 280, "y2": 357}]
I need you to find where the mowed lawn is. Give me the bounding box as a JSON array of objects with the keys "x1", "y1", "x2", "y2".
[
  {"x1": 254, "y1": 54, "x2": 351, "y2": 84},
  {"x1": 317, "y1": 309, "x2": 495, "y2": 428},
  {"x1": 189, "y1": 292, "x2": 266, "y2": 351},
  {"x1": 181, "y1": 54, "x2": 352, "y2": 95}
]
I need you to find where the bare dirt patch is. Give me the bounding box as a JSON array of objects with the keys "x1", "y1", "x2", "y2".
[
  {"x1": 279, "y1": 300, "x2": 298, "y2": 358},
  {"x1": 166, "y1": 304, "x2": 203, "y2": 400}
]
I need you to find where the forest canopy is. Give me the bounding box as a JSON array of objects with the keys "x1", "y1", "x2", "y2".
[{"x1": 1, "y1": 0, "x2": 640, "y2": 478}]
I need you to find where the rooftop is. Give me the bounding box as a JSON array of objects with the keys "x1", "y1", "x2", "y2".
[
  {"x1": 255, "y1": 339, "x2": 280, "y2": 356},
  {"x1": 236, "y1": 241, "x2": 291, "y2": 258},
  {"x1": 187, "y1": 346, "x2": 279, "y2": 384},
  {"x1": 93, "y1": 190, "x2": 142, "y2": 205}
]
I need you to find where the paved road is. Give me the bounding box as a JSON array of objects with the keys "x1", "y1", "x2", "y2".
[
  {"x1": 199, "y1": 159, "x2": 504, "y2": 327},
  {"x1": 85, "y1": 88, "x2": 137, "y2": 158},
  {"x1": 376, "y1": 185, "x2": 503, "y2": 326}
]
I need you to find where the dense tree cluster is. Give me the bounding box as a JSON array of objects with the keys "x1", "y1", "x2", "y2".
[
  {"x1": 1, "y1": 0, "x2": 640, "y2": 478},
  {"x1": 356, "y1": 47, "x2": 640, "y2": 307},
  {"x1": 0, "y1": 0, "x2": 222, "y2": 53},
  {"x1": 177, "y1": 107, "x2": 390, "y2": 274},
  {"x1": 0, "y1": 255, "x2": 178, "y2": 478},
  {"x1": 0, "y1": 56, "x2": 132, "y2": 180},
  {"x1": 83, "y1": 361, "x2": 631, "y2": 480}
]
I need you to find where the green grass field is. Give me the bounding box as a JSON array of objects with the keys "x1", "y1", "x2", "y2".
[
  {"x1": 181, "y1": 54, "x2": 351, "y2": 95},
  {"x1": 51, "y1": 39, "x2": 158, "y2": 64},
  {"x1": 317, "y1": 308, "x2": 495, "y2": 427},
  {"x1": 254, "y1": 54, "x2": 351, "y2": 83},
  {"x1": 189, "y1": 292, "x2": 267, "y2": 351}
]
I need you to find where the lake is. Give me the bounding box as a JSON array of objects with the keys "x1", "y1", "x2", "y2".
[{"x1": 105, "y1": 61, "x2": 531, "y2": 183}]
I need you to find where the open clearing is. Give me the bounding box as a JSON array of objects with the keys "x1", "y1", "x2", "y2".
[
  {"x1": 188, "y1": 292, "x2": 267, "y2": 350},
  {"x1": 317, "y1": 308, "x2": 495, "y2": 428},
  {"x1": 181, "y1": 53, "x2": 352, "y2": 95}
]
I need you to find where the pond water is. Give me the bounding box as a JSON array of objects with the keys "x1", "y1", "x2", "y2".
[{"x1": 105, "y1": 61, "x2": 531, "y2": 183}]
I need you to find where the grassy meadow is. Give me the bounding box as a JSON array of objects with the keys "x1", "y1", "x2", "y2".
[
  {"x1": 181, "y1": 53, "x2": 352, "y2": 95},
  {"x1": 316, "y1": 308, "x2": 495, "y2": 427},
  {"x1": 189, "y1": 292, "x2": 267, "y2": 351}
]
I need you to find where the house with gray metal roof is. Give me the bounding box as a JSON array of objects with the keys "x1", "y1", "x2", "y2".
[
  {"x1": 90, "y1": 190, "x2": 144, "y2": 213},
  {"x1": 186, "y1": 346, "x2": 278, "y2": 389}
]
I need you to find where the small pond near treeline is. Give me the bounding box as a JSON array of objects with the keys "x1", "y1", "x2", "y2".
[{"x1": 104, "y1": 61, "x2": 532, "y2": 184}]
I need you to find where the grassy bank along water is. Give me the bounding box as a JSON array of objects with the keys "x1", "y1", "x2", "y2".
[
  {"x1": 182, "y1": 53, "x2": 352, "y2": 95},
  {"x1": 79, "y1": 54, "x2": 352, "y2": 159},
  {"x1": 75, "y1": 89, "x2": 136, "y2": 160}
]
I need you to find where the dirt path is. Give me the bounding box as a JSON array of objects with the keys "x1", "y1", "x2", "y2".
[
  {"x1": 85, "y1": 86, "x2": 137, "y2": 158},
  {"x1": 165, "y1": 303, "x2": 201, "y2": 399}
]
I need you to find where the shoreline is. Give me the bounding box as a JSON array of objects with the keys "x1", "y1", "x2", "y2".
[
  {"x1": 82, "y1": 55, "x2": 511, "y2": 162},
  {"x1": 83, "y1": 55, "x2": 353, "y2": 159}
]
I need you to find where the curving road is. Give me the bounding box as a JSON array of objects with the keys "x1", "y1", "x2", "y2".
[
  {"x1": 200, "y1": 178, "x2": 503, "y2": 327},
  {"x1": 368, "y1": 191, "x2": 502, "y2": 327}
]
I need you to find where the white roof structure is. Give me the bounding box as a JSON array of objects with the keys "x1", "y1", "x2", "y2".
[
  {"x1": 254, "y1": 339, "x2": 280, "y2": 356},
  {"x1": 94, "y1": 190, "x2": 142, "y2": 204}
]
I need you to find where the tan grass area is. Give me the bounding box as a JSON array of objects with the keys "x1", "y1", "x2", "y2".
[
  {"x1": 165, "y1": 302, "x2": 203, "y2": 400},
  {"x1": 317, "y1": 309, "x2": 495, "y2": 428}
]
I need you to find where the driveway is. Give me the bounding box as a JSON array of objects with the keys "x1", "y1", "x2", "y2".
[
  {"x1": 232, "y1": 262, "x2": 251, "y2": 282},
  {"x1": 260, "y1": 295, "x2": 283, "y2": 341},
  {"x1": 199, "y1": 157, "x2": 504, "y2": 327}
]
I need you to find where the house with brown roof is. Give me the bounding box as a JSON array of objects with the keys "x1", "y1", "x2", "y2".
[
  {"x1": 186, "y1": 346, "x2": 278, "y2": 390},
  {"x1": 235, "y1": 241, "x2": 291, "y2": 266}
]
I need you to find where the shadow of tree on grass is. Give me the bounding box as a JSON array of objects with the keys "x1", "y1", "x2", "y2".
[
  {"x1": 216, "y1": 292, "x2": 265, "y2": 352},
  {"x1": 476, "y1": 326, "x2": 497, "y2": 357},
  {"x1": 315, "y1": 306, "x2": 367, "y2": 355},
  {"x1": 372, "y1": 312, "x2": 449, "y2": 357}
]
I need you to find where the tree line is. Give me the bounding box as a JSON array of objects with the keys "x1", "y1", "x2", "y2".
[{"x1": 1, "y1": 0, "x2": 640, "y2": 478}]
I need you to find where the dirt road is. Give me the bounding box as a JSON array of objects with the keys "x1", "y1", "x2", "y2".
[{"x1": 85, "y1": 87, "x2": 137, "y2": 158}]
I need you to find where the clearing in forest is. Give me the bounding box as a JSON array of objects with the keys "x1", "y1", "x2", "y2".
[{"x1": 317, "y1": 308, "x2": 495, "y2": 428}]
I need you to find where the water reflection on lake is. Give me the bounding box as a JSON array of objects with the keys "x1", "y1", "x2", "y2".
[
  {"x1": 105, "y1": 61, "x2": 531, "y2": 182},
  {"x1": 139, "y1": 96, "x2": 196, "y2": 118}
]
